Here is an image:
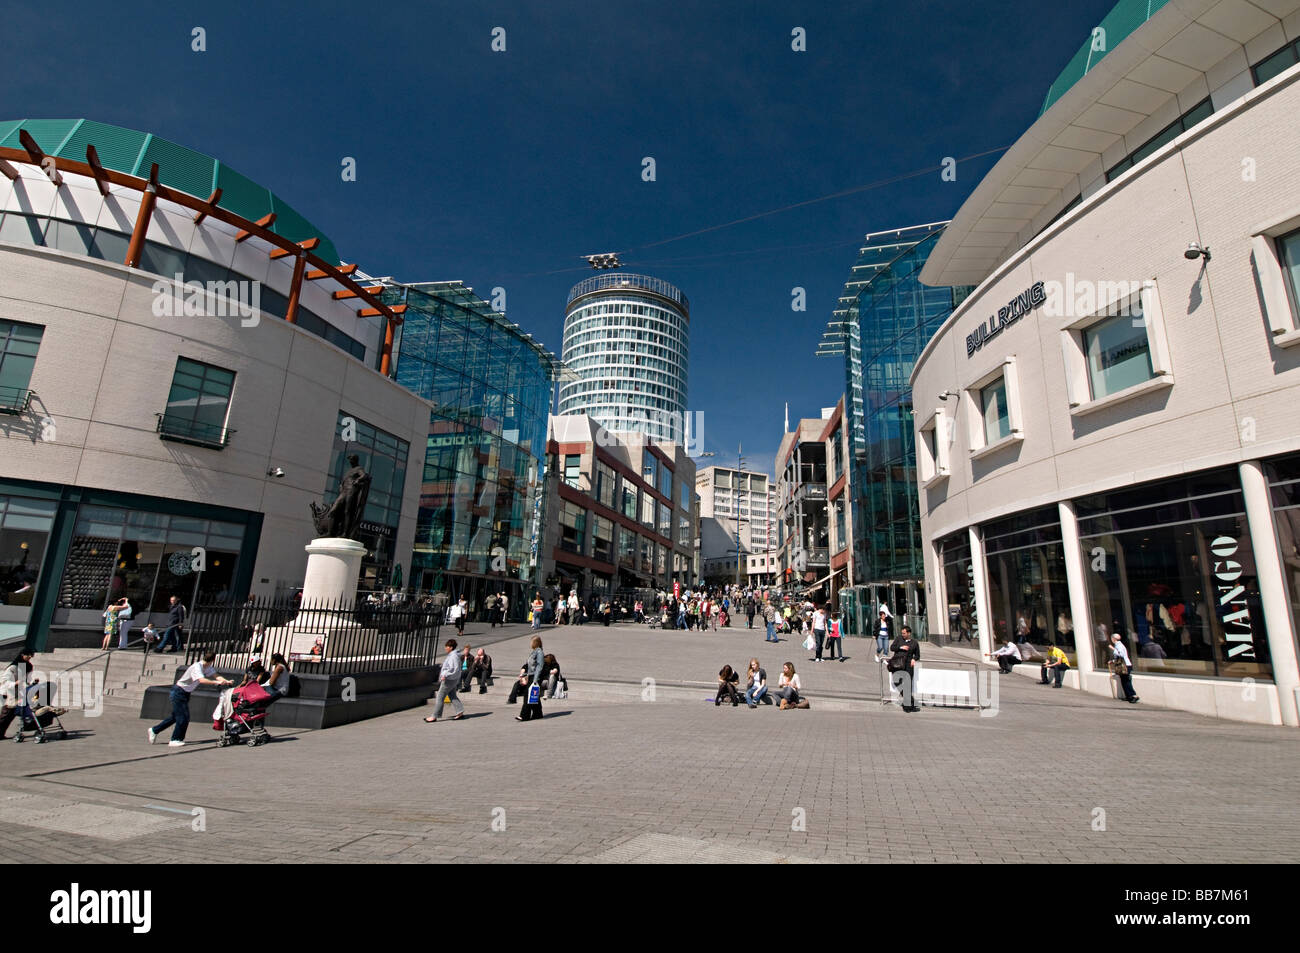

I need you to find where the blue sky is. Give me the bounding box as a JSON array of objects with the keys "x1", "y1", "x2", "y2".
[{"x1": 6, "y1": 0, "x2": 1113, "y2": 474}]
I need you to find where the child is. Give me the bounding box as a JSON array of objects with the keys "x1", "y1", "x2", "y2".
[{"x1": 826, "y1": 611, "x2": 844, "y2": 661}]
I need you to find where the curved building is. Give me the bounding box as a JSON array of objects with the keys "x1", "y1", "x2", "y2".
[
  {"x1": 0, "y1": 120, "x2": 427, "y2": 648},
  {"x1": 910, "y1": 0, "x2": 1300, "y2": 725},
  {"x1": 559, "y1": 274, "x2": 689, "y2": 442}
]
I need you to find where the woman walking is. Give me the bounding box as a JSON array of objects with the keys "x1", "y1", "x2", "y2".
[
  {"x1": 531, "y1": 592, "x2": 545, "y2": 630},
  {"x1": 424, "y1": 639, "x2": 466, "y2": 722},
  {"x1": 516, "y1": 635, "x2": 546, "y2": 721}
]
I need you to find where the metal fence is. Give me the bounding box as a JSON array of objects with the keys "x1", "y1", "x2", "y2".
[{"x1": 182, "y1": 595, "x2": 443, "y2": 675}]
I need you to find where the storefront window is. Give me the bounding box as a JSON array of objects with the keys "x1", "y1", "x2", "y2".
[
  {"x1": 982, "y1": 507, "x2": 1074, "y2": 661},
  {"x1": 1266, "y1": 452, "x2": 1300, "y2": 639},
  {"x1": 939, "y1": 531, "x2": 977, "y2": 642},
  {"x1": 619, "y1": 528, "x2": 636, "y2": 568},
  {"x1": 1077, "y1": 470, "x2": 1271, "y2": 680},
  {"x1": 0, "y1": 495, "x2": 56, "y2": 640}
]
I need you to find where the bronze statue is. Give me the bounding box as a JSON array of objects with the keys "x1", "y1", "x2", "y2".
[{"x1": 310, "y1": 454, "x2": 372, "y2": 540}]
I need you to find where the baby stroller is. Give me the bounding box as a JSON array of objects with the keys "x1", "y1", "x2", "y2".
[
  {"x1": 216, "y1": 681, "x2": 276, "y2": 747},
  {"x1": 12, "y1": 685, "x2": 68, "y2": 744}
]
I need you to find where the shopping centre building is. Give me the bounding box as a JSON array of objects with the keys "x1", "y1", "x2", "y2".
[
  {"x1": 911, "y1": 0, "x2": 1300, "y2": 725},
  {"x1": 0, "y1": 120, "x2": 428, "y2": 649}
]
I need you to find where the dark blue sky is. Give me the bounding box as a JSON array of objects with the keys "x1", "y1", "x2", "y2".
[{"x1": 6, "y1": 0, "x2": 1112, "y2": 474}]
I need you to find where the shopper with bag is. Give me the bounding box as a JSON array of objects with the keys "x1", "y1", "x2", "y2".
[
  {"x1": 809, "y1": 604, "x2": 827, "y2": 662},
  {"x1": 1108, "y1": 632, "x2": 1139, "y2": 704},
  {"x1": 516, "y1": 636, "x2": 546, "y2": 721},
  {"x1": 826, "y1": 610, "x2": 844, "y2": 661},
  {"x1": 888, "y1": 623, "x2": 921, "y2": 713}
]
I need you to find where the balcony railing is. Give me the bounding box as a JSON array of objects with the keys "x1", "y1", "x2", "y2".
[
  {"x1": 155, "y1": 413, "x2": 234, "y2": 449},
  {"x1": 0, "y1": 385, "x2": 33, "y2": 415}
]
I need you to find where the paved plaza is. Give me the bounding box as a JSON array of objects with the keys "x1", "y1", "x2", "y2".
[{"x1": 3, "y1": 621, "x2": 1299, "y2": 864}]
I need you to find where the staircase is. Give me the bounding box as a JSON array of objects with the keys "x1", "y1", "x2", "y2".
[{"x1": 28, "y1": 648, "x2": 186, "y2": 716}]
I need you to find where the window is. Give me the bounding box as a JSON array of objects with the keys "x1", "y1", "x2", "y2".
[
  {"x1": 0, "y1": 319, "x2": 43, "y2": 413},
  {"x1": 559, "y1": 501, "x2": 586, "y2": 554},
  {"x1": 563, "y1": 454, "x2": 582, "y2": 489},
  {"x1": 658, "y1": 463, "x2": 673, "y2": 498},
  {"x1": 1062, "y1": 282, "x2": 1172, "y2": 412},
  {"x1": 618, "y1": 527, "x2": 636, "y2": 568},
  {"x1": 592, "y1": 515, "x2": 613, "y2": 562},
  {"x1": 595, "y1": 462, "x2": 616, "y2": 508},
  {"x1": 680, "y1": 477, "x2": 691, "y2": 511},
  {"x1": 159, "y1": 358, "x2": 235, "y2": 448},
  {"x1": 640, "y1": 492, "x2": 656, "y2": 528},
  {"x1": 1082, "y1": 313, "x2": 1154, "y2": 399},
  {"x1": 1105, "y1": 99, "x2": 1214, "y2": 182},
  {"x1": 918, "y1": 408, "x2": 950, "y2": 486},
  {"x1": 982, "y1": 508, "x2": 1074, "y2": 662},
  {"x1": 658, "y1": 501, "x2": 671, "y2": 537},
  {"x1": 1251, "y1": 37, "x2": 1300, "y2": 86},
  {"x1": 621, "y1": 484, "x2": 638, "y2": 520},
  {"x1": 1250, "y1": 223, "x2": 1300, "y2": 345},
  {"x1": 980, "y1": 378, "x2": 1011, "y2": 445}
]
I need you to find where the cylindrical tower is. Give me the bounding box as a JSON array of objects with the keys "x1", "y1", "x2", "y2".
[{"x1": 559, "y1": 273, "x2": 689, "y2": 442}]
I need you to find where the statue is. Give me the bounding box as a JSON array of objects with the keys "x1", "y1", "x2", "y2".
[{"x1": 310, "y1": 454, "x2": 371, "y2": 540}]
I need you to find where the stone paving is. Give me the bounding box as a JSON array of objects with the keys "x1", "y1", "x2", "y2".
[{"x1": 3, "y1": 621, "x2": 1299, "y2": 863}]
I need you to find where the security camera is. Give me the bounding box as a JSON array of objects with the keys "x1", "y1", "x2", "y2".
[
  {"x1": 1184, "y1": 242, "x2": 1211, "y2": 261},
  {"x1": 267, "y1": 467, "x2": 285, "y2": 479}
]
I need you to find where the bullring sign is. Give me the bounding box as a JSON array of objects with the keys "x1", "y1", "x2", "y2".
[{"x1": 966, "y1": 281, "x2": 1047, "y2": 357}]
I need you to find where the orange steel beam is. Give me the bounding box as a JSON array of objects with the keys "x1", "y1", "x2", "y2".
[
  {"x1": 380, "y1": 314, "x2": 397, "y2": 376},
  {"x1": 332, "y1": 285, "x2": 383, "y2": 300},
  {"x1": 192, "y1": 188, "x2": 222, "y2": 224},
  {"x1": 0, "y1": 158, "x2": 18, "y2": 181},
  {"x1": 0, "y1": 144, "x2": 397, "y2": 326},
  {"x1": 307, "y1": 263, "x2": 356, "y2": 280},
  {"x1": 235, "y1": 213, "x2": 276, "y2": 243},
  {"x1": 85, "y1": 145, "x2": 110, "y2": 196},
  {"x1": 359, "y1": 304, "x2": 406, "y2": 318},
  {"x1": 284, "y1": 251, "x2": 308, "y2": 325},
  {"x1": 19, "y1": 130, "x2": 62, "y2": 187},
  {"x1": 124, "y1": 164, "x2": 160, "y2": 269},
  {"x1": 270, "y1": 237, "x2": 319, "y2": 260}
]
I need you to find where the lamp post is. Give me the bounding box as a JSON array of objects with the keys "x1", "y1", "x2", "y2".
[{"x1": 736, "y1": 444, "x2": 747, "y2": 591}]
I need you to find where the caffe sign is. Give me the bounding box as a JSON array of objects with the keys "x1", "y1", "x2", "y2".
[{"x1": 966, "y1": 281, "x2": 1047, "y2": 357}]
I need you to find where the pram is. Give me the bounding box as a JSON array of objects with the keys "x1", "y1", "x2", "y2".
[
  {"x1": 12, "y1": 685, "x2": 68, "y2": 744},
  {"x1": 216, "y1": 680, "x2": 276, "y2": 747}
]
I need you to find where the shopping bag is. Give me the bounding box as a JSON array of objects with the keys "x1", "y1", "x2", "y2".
[
  {"x1": 802, "y1": 634, "x2": 815, "y2": 651},
  {"x1": 527, "y1": 682, "x2": 541, "y2": 705}
]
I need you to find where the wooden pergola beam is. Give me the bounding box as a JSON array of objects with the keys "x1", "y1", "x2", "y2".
[
  {"x1": 307, "y1": 262, "x2": 356, "y2": 280},
  {"x1": 235, "y1": 212, "x2": 276, "y2": 243},
  {"x1": 269, "y1": 237, "x2": 319, "y2": 260},
  {"x1": 124, "y1": 164, "x2": 160, "y2": 269},
  {"x1": 20, "y1": 130, "x2": 62, "y2": 186},
  {"x1": 192, "y1": 188, "x2": 222, "y2": 225},
  {"x1": 332, "y1": 285, "x2": 383, "y2": 300},
  {"x1": 85, "y1": 145, "x2": 110, "y2": 196},
  {"x1": 0, "y1": 158, "x2": 18, "y2": 181}
]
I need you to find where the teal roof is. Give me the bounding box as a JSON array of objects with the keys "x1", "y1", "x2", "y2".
[
  {"x1": 1039, "y1": 0, "x2": 1172, "y2": 116},
  {"x1": 0, "y1": 119, "x2": 340, "y2": 264}
]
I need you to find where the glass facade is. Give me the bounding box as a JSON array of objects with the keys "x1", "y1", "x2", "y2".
[
  {"x1": 1077, "y1": 470, "x2": 1271, "y2": 680},
  {"x1": 1266, "y1": 452, "x2": 1300, "y2": 641},
  {"x1": 0, "y1": 495, "x2": 57, "y2": 641},
  {"x1": 391, "y1": 281, "x2": 557, "y2": 617},
  {"x1": 0, "y1": 319, "x2": 43, "y2": 412},
  {"x1": 983, "y1": 507, "x2": 1075, "y2": 661},
  {"x1": 939, "y1": 531, "x2": 977, "y2": 644},
  {"x1": 825, "y1": 224, "x2": 971, "y2": 586},
  {"x1": 325, "y1": 412, "x2": 409, "y2": 590}
]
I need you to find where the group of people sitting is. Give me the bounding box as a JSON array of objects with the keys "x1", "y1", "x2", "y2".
[
  {"x1": 715, "y1": 657, "x2": 810, "y2": 710},
  {"x1": 988, "y1": 639, "x2": 1070, "y2": 686}
]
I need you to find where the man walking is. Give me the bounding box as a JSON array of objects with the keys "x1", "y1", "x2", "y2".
[
  {"x1": 148, "y1": 652, "x2": 231, "y2": 746},
  {"x1": 763, "y1": 601, "x2": 778, "y2": 642},
  {"x1": 745, "y1": 595, "x2": 756, "y2": 629},
  {"x1": 157, "y1": 596, "x2": 186, "y2": 653},
  {"x1": 424, "y1": 638, "x2": 466, "y2": 722},
  {"x1": 498, "y1": 593, "x2": 509, "y2": 626}
]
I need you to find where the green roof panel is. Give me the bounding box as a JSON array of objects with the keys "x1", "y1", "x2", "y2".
[{"x1": 1039, "y1": 0, "x2": 1172, "y2": 116}]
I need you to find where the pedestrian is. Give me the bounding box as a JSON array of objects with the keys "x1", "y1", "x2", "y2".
[
  {"x1": 157, "y1": 596, "x2": 187, "y2": 653},
  {"x1": 635, "y1": 599, "x2": 644, "y2": 624},
  {"x1": 0, "y1": 649, "x2": 35, "y2": 740},
  {"x1": 764, "y1": 601, "x2": 778, "y2": 642},
  {"x1": 101, "y1": 598, "x2": 128, "y2": 651},
  {"x1": 874, "y1": 607, "x2": 893, "y2": 661},
  {"x1": 744, "y1": 657, "x2": 768, "y2": 708},
  {"x1": 746, "y1": 596, "x2": 756, "y2": 629},
  {"x1": 988, "y1": 639, "x2": 1021, "y2": 673},
  {"x1": 888, "y1": 623, "x2": 921, "y2": 712},
  {"x1": 810, "y1": 603, "x2": 827, "y2": 662},
  {"x1": 1040, "y1": 644, "x2": 1070, "y2": 688},
  {"x1": 424, "y1": 638, "x2": 466, "y2": 722},
  {"x1": 148, "y1": 651, "x2": 232, "y2": 746},
  {"x1": 485, "y1": 593, "x2": 498, "y2": 628},
  {"x1": 568, "y1": 590, "x2": 580, "y2": 625},
  {"x1": 1108, "y1": 632, "x2": 1139, "y2": 704},
  {"x1": 452, "y1": 596, "x2": 468, "y2": 636},
  {"x1": 826, "y1": 610, "x2": 844, "y2": 661},
  {"x1": 516, "y1": 636, "x2": 546, "y2": 721},
  {"x1": 498, "y1": 592, "x2": 509, "y2": 626},
  {"x1": 531, "y1": 592, "x2": 545, "y2": 630}
]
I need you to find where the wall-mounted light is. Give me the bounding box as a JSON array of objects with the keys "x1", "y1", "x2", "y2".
[
  {"x1": 267, "y1": 467, "x2": 286, "y2": 478},
  {"x1": 1184, "y1": 242, "x2": 1211, "y2": 261},
  {"x1": 938, "y1": 391, "x2": 957, "y2": 401}
]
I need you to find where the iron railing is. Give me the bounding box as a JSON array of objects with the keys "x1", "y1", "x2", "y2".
[
  {"x1": 0, "y1": 385, "x2": 33, "y2": 415},
  {"x1": 155, "y1": 413, "x2": 235, "y2": 449},
  {"x1": 182, "y1": 595, "x2": 442, "y2": 675}
]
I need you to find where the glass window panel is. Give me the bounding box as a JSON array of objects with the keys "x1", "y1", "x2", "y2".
[
  {"x1": 981, "y1": 378, "x2": 1010, "y2": 444},
  {"x1": 1083, "y1": 313, "x2": 1154, "y2": 400},
  {"x1": 87, "y1": 227, "x2": 130, "y2": 262},
  {"x1": 0, "y1": 213, "x2": 47, "y2": 245},
  {"x1": 1278, "y1": 228, "x2": 1300, "y2": 316}
]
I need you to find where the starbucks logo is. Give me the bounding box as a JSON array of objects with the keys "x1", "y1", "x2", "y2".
[{"x1": 168, "y1": 551, "x2": 194, "y2": 576}]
